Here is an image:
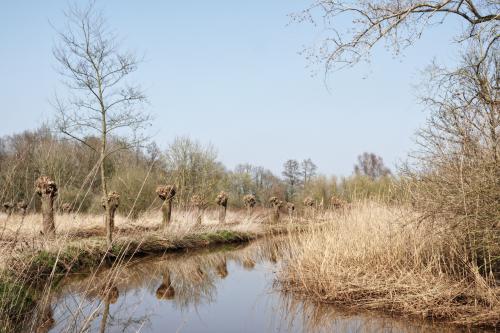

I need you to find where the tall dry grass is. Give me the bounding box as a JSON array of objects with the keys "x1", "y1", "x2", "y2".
[{"x1": 278, "y1": 201, "x2": 500, "y2": 328}]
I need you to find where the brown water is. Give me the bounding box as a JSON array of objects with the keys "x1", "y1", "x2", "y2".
[{"x1": 28, "y1": 238, "x2": 485, "y2": 333}]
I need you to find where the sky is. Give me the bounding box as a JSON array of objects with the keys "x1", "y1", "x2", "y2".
[{"x1": 0, "y1": 0, "x2": 462, "y2": 176}]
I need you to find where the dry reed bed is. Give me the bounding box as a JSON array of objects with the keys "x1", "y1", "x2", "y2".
[{"x1": 277, "y1": 201, "x2": 499, "y2": 329}]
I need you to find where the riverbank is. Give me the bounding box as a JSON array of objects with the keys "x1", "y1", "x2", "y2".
[{"x1": 277, "y1": 201, "x2": 499, "y2": 329}]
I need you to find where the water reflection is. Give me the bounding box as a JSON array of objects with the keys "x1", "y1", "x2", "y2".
[
  {"x1": 156, "y1": 271, "x2": 175, "y2": 300},
  {"x1": 30, "y1": 237, "x2": 487, "y2": 333},
  {"x1": 35, "y1": 295, "x2": 55, "y2": 333}
]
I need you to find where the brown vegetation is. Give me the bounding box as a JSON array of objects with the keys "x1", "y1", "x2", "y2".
[
  {"x1": 60, "y1": 203, "x2": 72, "y2": 214},
  {"x1": 16, "y1": 201, "x2": 28, "y2": 217},
  {"x1": 2, "y1": 203, "x2": 13, "y2": 217}
]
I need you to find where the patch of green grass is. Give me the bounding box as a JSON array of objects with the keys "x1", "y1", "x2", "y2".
[{"x1": 0, "y1": 278, "x2": 37, "y2": 332}]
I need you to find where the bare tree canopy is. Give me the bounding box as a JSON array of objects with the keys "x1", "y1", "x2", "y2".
[
  {"x1": 417, "y1": 36, "x2": 499, "y2": 164},
  {"x1": 282, "y1": 159, "x2": 303, "y2": 200},
  {"x1": 53, "y1": 1, "x2": 151, "y2": 156},
  {"x1": 301, "y1": 158, "x2": 318, "y2": 184},
  {"x1": 296, "y1": 0, "x2": 499, "y2": 72},
  {"x1": 354, "y1": 152, "x2": 391, "y2": 179}
]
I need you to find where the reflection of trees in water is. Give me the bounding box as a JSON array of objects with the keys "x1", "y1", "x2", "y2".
[
  {"x1": 278, "y1": 293, "x2": 461, "y2": 333},
  {"x1": 215, "y1": 258, "x2": 228, "y2": 278},
  {"x1": 48, "y1": 237, "x2": 289, "y2": 332},
  {"x1": 34, "y1": 293, "x2": 55, "y2": 333},
  {"x1": 156, "y1": 270, "x2": 175, "y2": 300}
]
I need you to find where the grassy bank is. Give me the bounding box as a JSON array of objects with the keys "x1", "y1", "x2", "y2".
[{"x1": 278, "y1": 201, "x2": 499, "y2": 329}]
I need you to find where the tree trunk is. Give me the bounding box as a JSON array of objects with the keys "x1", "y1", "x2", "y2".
[
  {"x1": 102, "y1": 192, "x2": 119, "y2": 247},
  {"x1": 196, "y1": 208, "x2": 203, "y2": 225},
  {"x1": 41, "y1": 194, "x2": 56, "y2": 237},
  {"x1": 272, "y1": 206, "x2": 280, "y2": 223},
  {"x1": 218, "y1": 205, "x2": 227, "y2": 224},
  {"x1": 105, "y1": 205, "x2": 113, "y2": 246},
  {"x1": 106, "y1": 201, "x2": 118, "y2": 246},
  {"x1": 161, "y1": 200, "x2": 172, "y2": 227}
]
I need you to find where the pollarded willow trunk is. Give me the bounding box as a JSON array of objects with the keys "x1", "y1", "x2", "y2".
[
  {"x1": 156, "y1": 270, "x2": 175, "y2": 300},
  {"x1": 330, "y1": 195, "x2": 347, "y2": 211},
  {"x1": 156, "y1": 185, "x2": 176, "y2": 228},
  {"x1": 34, "y1": 176, "x2": 58, "y2": 237},
  {"x1": 303, "y1": 197, "x2": 315, "y2": 219},
  {"x1": 191, "y1": 194, "x2": 206, "y2": 225},
  {"x1": 269, "y1": 196, "x2": 283, "y2": 223},
  {"x1": 102, "y1": 192, "x2": 120, "y2": 246},
  {"x1": 243, "y1": 194, "x2": 256, "y2": 217},
  {"x1": 2, "y1": 202, "x2": 13, "y2": 217},
  {"x1": 17, "y1": 200, "x2": 28, "y2": 217},
  {"x1": 286, "y1": 202, "x2": 295, "y2": 221},
  {"x1": 215, "y1": 191, "x2": 228, "y2": 224}
]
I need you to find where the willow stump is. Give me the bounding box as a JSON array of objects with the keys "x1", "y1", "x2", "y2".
[
  {"x1": 330, "y1": 195, "x2": 347, "y2": 210},
  {"x1": 215, "y1": 191, "x2": 228, "y2": 224},
  {"x1": 16, "y1": 200, "x2": 28, "y2": 217},
  {"x1": 286, "y1": 202, "x2": 295, "y2": 221},
  {"x1": 35, "y1": 176, "x2": 58, "y2": 237},
  {"x1": 102, "y1": 191, "x2": 120, "y2": 246},
  {"x1": 2, "y1": 202, "x2": 13, "y2": 217},
  {"x1": 243, "y1": 194, "x2": 256, "y2": 216},
  {"x1": 303, "y1": 196, "x2": 315, "y2": 218},
  {"x1": 269, "y1": 197, "x2": 283, "y2": 223},
  {"x1": 191, "y1": 195, "x2": 207, "y2": 225},
  {"x1": 156, "y1": 185, "x2": 176, "y2": 228}
]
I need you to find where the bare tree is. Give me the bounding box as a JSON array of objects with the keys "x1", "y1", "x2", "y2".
[
  {"x1": 52, "y1": 2, "x2": 151, "y2": 246},
  {"x1": 296, "y1": 0, "x2": 499, "y2": 72},
  {"x1": 301, "y1": 158, "x2": 317, "y2": 184},
  {"x1": 164, "y1": 137, "x2": 223, "y2": 208},
  {"x1": 402, "y1": 35, "x2": 499, "y2": 276},
  {"x1": 354, "y1": 152, "x2": 391, "y2": 179},
  {"x1": 282, "y1": 159, "x2": 302, "y2": 200}
]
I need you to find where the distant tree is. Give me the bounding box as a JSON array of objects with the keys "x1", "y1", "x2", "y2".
[
  {"x1": 164, "y1": 137, "x2": 224, "y2": 207},
  {"x1": 301, "y1": 158, "x2": 317, "y2": 184},
  {"x1": 354, "y1": 152, "x2": 391, "y2": 179},
  {"x1": 282, "y1": 159, "x2": 302, "y2": 200},
  {"x1": 52, "y1": 2, "x2": 151, "y2": 246}
]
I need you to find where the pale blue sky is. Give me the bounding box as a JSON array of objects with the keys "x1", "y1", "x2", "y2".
[{"x1": 0, "y1": 1, "x2": 461, "y2": 175}]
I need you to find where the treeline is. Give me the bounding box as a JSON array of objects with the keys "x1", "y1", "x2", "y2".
[{"x1": 0, "y1": 126, "x2": 395, "y2": 218}]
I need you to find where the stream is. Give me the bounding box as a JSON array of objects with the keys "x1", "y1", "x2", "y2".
[{"x1": 26, "y1": 237, "x2": 486, "y2": 333}]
